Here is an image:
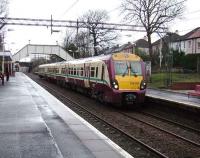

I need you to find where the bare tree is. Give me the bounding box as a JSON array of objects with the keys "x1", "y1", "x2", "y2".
[
  {"x1": 0, "y1": 0, "x2": 8, "y2": 29},
  {"x1": 80, "y1": 10, "x2": 118, "y2": 56},
  {"x1": 0, "y1": 0, "x2": 8, "y2": 50},
  {"x1": 121, "y1": 0, "x2": 185, "y2": 60},
  {"x1": 75, "y1": 31, "x2": 91, "y2": 57},
  {"x1": 63, "y1": 30, "x2": 90, "y2": 58}
]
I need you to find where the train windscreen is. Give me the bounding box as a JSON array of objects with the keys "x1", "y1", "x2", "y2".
[
  {"x1": 114, "y1": 61, "x2": 142, "y2": 76},
  {"x1": 130, "y1": 61, "x2": 142, "y2": 76}
]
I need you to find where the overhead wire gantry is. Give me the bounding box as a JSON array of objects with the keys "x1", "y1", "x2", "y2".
[{"x1": 0, "y1": 16, "x2": 166, "y2": 33}]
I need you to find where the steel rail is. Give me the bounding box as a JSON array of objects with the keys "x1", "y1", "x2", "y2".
[
  {"x1": 120, "y1": 112, "x2": 200, "y2": 147},
  {"x1": 139, "y1": 111, "x2": 200, "y2": 134}
]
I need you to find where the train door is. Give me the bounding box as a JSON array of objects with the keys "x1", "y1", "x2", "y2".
[{"x1": 84, "y1": 64, "x2": 90, "y2": 88}]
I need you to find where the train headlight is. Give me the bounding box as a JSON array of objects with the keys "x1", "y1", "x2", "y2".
[
  {"x1": 140, "y1": 80, "x2": 147, "y2": 90},
  {"x1": 112, "y1": 79, "x2": 119, "y2": 90}
]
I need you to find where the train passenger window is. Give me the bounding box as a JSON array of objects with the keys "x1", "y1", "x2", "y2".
[
  {"x1": 80, "y1": 67, "x2": 84, "y2": 76},
  {"x1": 73, "y1": 68, "x2": 76, "y2": 75},
  {"x1": 61, "y1": 68, "x2": 65, "y2": 74},
  {"x1": 96, "y1": 67, "x2": 98, "y2": 78},
  {"x1": 90, "y1": 67, "x2": 95, "y2": 77},
  {"x1": 76, "y1": 68, "x2": 79, "y2": 76},
  {"x1": 74, "y1": 68, "x2": 77, "y2": 76},
  {"x1": 101, "y1": 65, "x2": 104, "y2": 80},
  {"x1": 70, "y1": 68, "x2": 73, "y2": 75},
  {"x1": 66, "y1": 68, "x2": 68, "y2": 74}
]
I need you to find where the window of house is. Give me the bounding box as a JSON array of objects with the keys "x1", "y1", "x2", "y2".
[
  {"x1": 176, "y1": 44, "x2": 179, "y2": 50},
  {"x1": 188, "y1": 41, "x2": 191, "y2": 48},
  {"x1": 198, "y1": 42, "x2": 200, "y2": 49}
]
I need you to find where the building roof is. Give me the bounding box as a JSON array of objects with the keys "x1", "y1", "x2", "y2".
[
  {"x1": 153, "y1": 33, "x2": 181, "y2": 46},
  {"x1": 181, "y1": 27, "x2": 200, "y2": 40},
  {"x1": 100, "y1": 42, "x2": 135, "y2": 55},
  {"x1": 135, "y1": 39, "x2": 149, "y2": 48},
  {"x1": 0, "y1": 51, "x2": 12, "y2": 61}
]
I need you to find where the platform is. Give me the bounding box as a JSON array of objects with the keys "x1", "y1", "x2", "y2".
[
  {"x1": 0, "y1": 72, "x2": 132, "y2": 158},
  {"x1": 146, "y1": 88, "x2": 200, "y2": 110}
]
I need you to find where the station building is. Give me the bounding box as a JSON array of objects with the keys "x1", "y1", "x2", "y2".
[{"x1": 0, "y1": 51, "x2": 14, "y2": 75}]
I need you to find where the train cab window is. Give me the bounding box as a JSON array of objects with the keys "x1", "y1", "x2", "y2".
[
  {"x1": 130, "y1": 61, "x2": 142, "y2": 76},
  {"x1": 114, "y1": 61, "x2": 129, "y2": 76},
  {"x1": 96, "y1": 67, "x2": 98, "y2": 78},
  {"x1": 90, "y1": 67, "x2": 95, "y2": 78}
]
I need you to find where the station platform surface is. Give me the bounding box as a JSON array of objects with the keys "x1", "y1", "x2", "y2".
[
  {"x1": 0, "y1": 72, "x2": 132, "y2": 158},
  {"x1": 146, "y1": 88, "x2": 200, "y2": 109}
]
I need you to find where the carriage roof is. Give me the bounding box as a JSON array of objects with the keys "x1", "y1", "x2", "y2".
[{"x1": 38, "y1": 52, "x2": 142, "y2": 68}]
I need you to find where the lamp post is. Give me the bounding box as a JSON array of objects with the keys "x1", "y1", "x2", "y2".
[{"x1": 1, "y1": 34, "x2": 5, "y2": 74}]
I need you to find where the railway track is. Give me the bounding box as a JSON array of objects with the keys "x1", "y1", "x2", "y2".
[
  {"x1": 28, "y1": 73, "x2": 200, "y2": 158},
  {"x1": 39, "y1": 83, "x2": 168, "y2": 158},
  {"x1": 138, "y1": 111, "x2": 200, "y2": 134},
  {"x1": 37, "y1": 80, "x2": 168, "y2": 158},
  {"x1": 119, "y1": 112, "x2": 200, "y2": 147}
]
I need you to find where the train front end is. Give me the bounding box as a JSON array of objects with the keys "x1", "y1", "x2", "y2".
[{"x1": 111, "y1": 53, "x2": 146, "y2": 105}]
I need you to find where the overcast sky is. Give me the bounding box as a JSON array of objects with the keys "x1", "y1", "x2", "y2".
[{"x1": 4, "y1": 0, "x2": 200, "y2": 54}]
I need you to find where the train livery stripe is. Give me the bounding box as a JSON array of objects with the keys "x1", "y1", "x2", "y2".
[{"x1": 40, "y1": 72, "x2": 110, "y2": 85}]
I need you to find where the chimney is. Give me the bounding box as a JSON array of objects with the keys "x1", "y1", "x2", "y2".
[{"x1": 175, "y1": 30, "x2": 179, "y2": 35}]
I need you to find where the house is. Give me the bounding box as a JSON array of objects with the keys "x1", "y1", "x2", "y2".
[
  {"x1": 172, "y1": 27, "x2": 200, "y2": 54},
  {"x1": 153, "y1": 27, "x2": 200, "y2": 55},
  {"x1": 101, "y1": 42, "x2": 135, "y2": 55},
  {"x1": 134, "y1": 39, "x2": 149, "y2": 55},
  {"x1": 152, "y1": 32, "x2": 181, "y2": 55}
]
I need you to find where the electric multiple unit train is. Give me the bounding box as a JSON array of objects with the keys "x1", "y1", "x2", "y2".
[{"x1": 37, "y1": 52, "x2": 147, "y2": 106}]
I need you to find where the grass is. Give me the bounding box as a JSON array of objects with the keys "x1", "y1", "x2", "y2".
[{"x1": 148, "y1": 73, "x2": 200, "y2": 88}]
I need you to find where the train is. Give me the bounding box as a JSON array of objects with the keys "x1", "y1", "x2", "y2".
[{"x1": 37, "y1": 52, "x2": 147, "y2": 106}]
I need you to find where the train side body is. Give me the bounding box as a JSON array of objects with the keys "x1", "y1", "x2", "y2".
[{"x1": 37, "y1": 52, "x2": 146, "y2": 106}]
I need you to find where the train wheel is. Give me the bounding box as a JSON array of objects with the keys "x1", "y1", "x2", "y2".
[{"x1": 97, "y1": 92, "x2": 104, "y2": 103}]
